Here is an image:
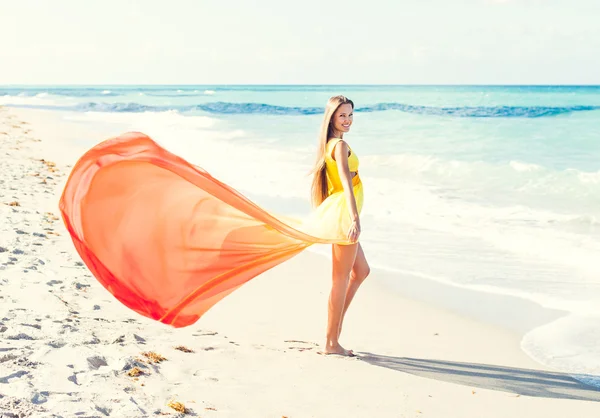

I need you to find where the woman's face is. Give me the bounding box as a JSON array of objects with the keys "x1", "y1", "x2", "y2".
[{"x1": 331, "y1": 103, "x2": 354, "y2": 136}]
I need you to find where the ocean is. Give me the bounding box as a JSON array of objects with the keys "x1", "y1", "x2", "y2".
[{"x1": 2, "y1": 85, "x2": 599, "y2": 387}]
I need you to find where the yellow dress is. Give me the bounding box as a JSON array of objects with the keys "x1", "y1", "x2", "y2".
[{"x1": 301, "y1": 138, "x2": 364, "y2": 243}]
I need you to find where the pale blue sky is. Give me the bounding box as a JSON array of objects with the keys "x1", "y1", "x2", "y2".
[{"x1": 1, "y1": 0, "x2": 598, "y2": 84}]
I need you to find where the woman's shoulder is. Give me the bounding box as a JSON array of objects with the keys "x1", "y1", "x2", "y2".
[
  {"x1": 326, "y1": 138, "x2": 351, "y2": 160},
  {"x1": 326, "y1": 137, "x2": 348, "y2": 150}
]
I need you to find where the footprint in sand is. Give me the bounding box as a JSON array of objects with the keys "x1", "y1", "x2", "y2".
[
  {"x1": 93, "y1": 317, "x2": 110, "y2": 323},
  {"x1": 74, "y1": 282, "x2": 90, "y2": 290},
  {"x1": 0, "y1": 370, "x2": 29, "y2": 384},
  {"x1": 3, "y1": 256, "x2": 18, "y2": 266},
  {"x1": 192, "y1": 330, "x2": 218, "y2": 337},
  {"x1": 31, "y1": 391, "x2": 49, "y2": 405},
  {"x1": 47, "y1": 340, "x2": 67, "y2": 349},
  {"x1": 284, "y1": 340, "x2": 319, "y2": 352},
  {"x1": 6, "y1": 333, "x2": 35, "y2": 341},
  {"x1": 85, "y1": 334, "x2": 101, "y2": 345},
  {"x1": 67, "y1": 372, "x2": 79, "y2": 385},
  {"x1": 95, "y1": 405, "x2": 111, "y2": 416},
  {"x1": 87, "y1": 356, "x2": 108, "y2": 370},
  {"x1": 0, "y1": 353, "x2": 18, "y2": 364},
  {"x1": 20, "y1": 323, "x2": 41, "y2": 330}
]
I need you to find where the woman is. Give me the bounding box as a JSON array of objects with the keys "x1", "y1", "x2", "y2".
[
  {"x1": 310, "y1": 95, "x2": 370, "y2": 356},
  {"x1": 59, "y1": 95, "x2": 368, "y2": 355}
]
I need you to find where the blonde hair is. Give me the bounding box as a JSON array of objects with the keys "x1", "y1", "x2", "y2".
[{"x1": 310, "y1": 95, "x2": 354, "y2": 207}]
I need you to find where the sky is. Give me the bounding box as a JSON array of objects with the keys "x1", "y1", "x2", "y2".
[{"x1": 1, "y1": 0, "x2": 599, "y2": 85}]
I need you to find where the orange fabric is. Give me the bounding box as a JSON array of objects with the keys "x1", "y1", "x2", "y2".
[{"x1": 59, "y1": 132, "x2": 362, "y2": 328}]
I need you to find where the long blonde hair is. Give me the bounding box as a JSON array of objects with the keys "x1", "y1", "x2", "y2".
[{"x1": 310, "y1": 95, "x2": 354, "y2": 207}]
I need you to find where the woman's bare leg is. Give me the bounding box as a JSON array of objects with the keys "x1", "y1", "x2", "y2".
[
  {"x1": 338, "y1": 243, "x2": 370, "y2": 338},
  {"x1": 325, "y1": 242, "x2": 358, "y2": 355}
]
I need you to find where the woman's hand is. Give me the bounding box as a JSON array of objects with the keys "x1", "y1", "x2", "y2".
[{"x1": 347, "y1": 218, "x2": 361, "y2": 243}]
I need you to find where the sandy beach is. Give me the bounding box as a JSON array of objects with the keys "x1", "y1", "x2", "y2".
[{"x1": 1, "y1": 106, "x2": 599, "y2": 417}]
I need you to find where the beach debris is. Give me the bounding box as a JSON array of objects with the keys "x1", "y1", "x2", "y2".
[
  {"x1": 44, "y1": 212, "x2": 60, "y2": 221},
  {"x1": 167, "y1": 400, "x2": 187, "y2": 414},
  {"x1": 39, "y1": 158, "x2": 54, "y2": 166},
  {"x1": 142, "y1": 351, "x2": 167, "y2": 364},
  {"x1": 175, "y1": 345, "x2": 194, "y2": 353},
  {"x1": 472, "y1": 390, "x2": 476, "y2": 395},
  {"x1": 39, "y1": 159, "x2": 59, "y2": 173},
  {"x1": 127, "y1": 367, "x2": 144, "y2": 377},
  {"x1": 6, "y1": 201, "x2": 20, "y2": 206}
]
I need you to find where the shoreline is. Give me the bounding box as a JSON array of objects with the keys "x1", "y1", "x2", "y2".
[{"x1": 1, "y1": 106, "x2": 598, "y2": 417}]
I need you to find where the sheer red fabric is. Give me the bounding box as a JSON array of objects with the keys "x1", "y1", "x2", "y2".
[{"x1": 59, "y1": 132, "x2": 355, "y2": 327}]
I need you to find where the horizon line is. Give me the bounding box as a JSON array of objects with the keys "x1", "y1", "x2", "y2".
[{"x1": 2, "y1": 83, "x2": 600, "y2": 87}]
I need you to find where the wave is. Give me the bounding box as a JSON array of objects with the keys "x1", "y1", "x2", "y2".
[
  {"x1": 7, "y1": 101, "x2": 600, "y2": 117},
  {"x1": 0, "y1": 89, "x2": 120, "y2": 97},
  {"x1": 364, "y1": 153, "x2": 600, "y2": 209},
  {"x1": 358, "y1": 103, "x2": 600, "y2": 117}
]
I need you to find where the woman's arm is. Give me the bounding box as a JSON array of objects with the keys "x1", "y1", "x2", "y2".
[{"x1": 333, "y1": 140, "x2": 360, "y2": 242}]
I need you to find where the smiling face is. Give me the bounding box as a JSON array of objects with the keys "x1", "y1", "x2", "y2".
[{"x1": 331, "y1": 103, "x2": 354, "y2": 137}]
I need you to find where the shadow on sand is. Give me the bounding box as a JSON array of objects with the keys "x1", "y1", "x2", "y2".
[{"x1": 358, "y1": 353, "x2": 600, "y2": 402}]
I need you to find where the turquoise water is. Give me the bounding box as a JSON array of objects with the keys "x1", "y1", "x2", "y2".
[{"x1": 2, "y1": 85, "x2": 600, "y2": 386}]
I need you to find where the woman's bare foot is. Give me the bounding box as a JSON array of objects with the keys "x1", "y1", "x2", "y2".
[{"x1": 322, "y1": 342, "x2": 354, "y2": 356}]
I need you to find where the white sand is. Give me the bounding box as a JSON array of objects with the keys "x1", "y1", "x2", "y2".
[{"x1": 1, "y1": 107, "x2": 599, "y2": 417}]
